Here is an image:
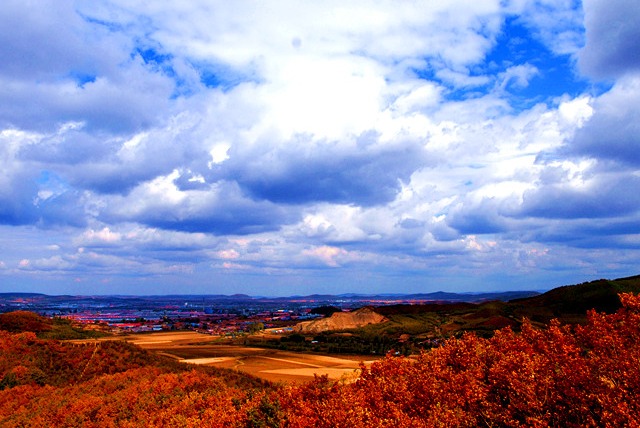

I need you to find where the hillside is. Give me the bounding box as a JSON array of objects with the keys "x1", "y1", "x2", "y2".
[
  {"x1": 511, "y1": 275, "x2": 640, "y2": 314},
  {"x1": 0, "y1": 327, "x2": 274, "y2": 426},
  {"x1": 0, "y1": 311, "x2": 108, "y2": 340},
  {"x1": 274, "y1": 275, "x2": 640, "y2": 356}
]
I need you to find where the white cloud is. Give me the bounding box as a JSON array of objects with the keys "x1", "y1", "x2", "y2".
[
  {"x1": 216, "y1": 249, "x2": 240, "y2": 260},
  {"x1": 497, "y1": 64, "x2": 539, "y2": 91},
  {"x1": 1, "y1": 0, "x2": 639, "y2": 295},
  {"x1": 511, "y1": 0, "x2": 585, "y2": 55},
  {"x1": 435, "y1": 69, "x2": 491, "y2": 88},
  {"x1": 82, "y1": 227, "x2": 122, "y2": 244},
  {"x1": 390, "y1": 82, "x2": 443, "y2": 114},
  {"x1": 302, "y1": 246, "x2": 349, "y2": 268}
]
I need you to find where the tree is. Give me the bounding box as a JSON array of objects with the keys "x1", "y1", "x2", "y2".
[{"x1": 248, "y1": 322, "x2": 265, "y2": 334}]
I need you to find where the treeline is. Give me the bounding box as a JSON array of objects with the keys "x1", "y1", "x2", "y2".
[
  {"x1": 2, "y1": 293, "x2": 640, "y2": 426},
  {"x1": 260, "y1": 332, "x2": 414, "y2": 356}
]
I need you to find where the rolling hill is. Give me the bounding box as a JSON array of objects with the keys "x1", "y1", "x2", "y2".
[
  {"x1": 294, "y1": 306, "x2": 388, "y2": 334},
  {"x1": 277, "y1": 275, "x2": 640, "y2": 354}
]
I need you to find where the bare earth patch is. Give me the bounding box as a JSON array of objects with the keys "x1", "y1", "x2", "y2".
[{"x1": 294, "y1": 307, "x2": 387, "y2": 334}]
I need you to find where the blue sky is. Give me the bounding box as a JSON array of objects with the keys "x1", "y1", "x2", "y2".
[{"x1": 1, "y1": 0, "x2": 639, "y2": 296}]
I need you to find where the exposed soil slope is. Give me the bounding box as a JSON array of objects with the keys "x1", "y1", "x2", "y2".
[{"x1": 294, "y1": 307, "x2": 387, "y2": 334}]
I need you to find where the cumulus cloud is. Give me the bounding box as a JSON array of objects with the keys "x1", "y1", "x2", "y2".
[
  {"x1": 0, "y1": 1, "x2": 175, "y2": 134},
  {"x1": 579, "y1": 0, "x2": 640, "y2": 78},
  {"x1": 302, "y1": 246, "x2": 349, "y2": 268},
  {"x1": 100, "y1": 173, "x2": 295, "y2": 235},
  {"x1": 568, "y1": 77, "x2": 640, "y2": 166},
  {"x1": 519, "y1": 173, "x2": 640, "y2": 219},
  {"x1": 222, "y1": 133, "x2": 427, "y2": 206}
]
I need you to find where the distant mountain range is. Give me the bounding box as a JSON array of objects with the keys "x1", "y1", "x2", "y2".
[
  {"x1": 2, "y1": 275, "x2": 640, "y2": 313},
  {"x1": 0, "y1": 289, "x2": 539, "y2": 303}
]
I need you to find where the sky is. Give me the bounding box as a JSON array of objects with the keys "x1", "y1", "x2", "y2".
[{"x1": 1, "y1": 0, "x2": 639, "y2": 296}]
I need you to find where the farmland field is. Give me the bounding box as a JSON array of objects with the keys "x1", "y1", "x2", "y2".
[{"x1": 84, "y1": 331, "x2": 379, "y2": 384}]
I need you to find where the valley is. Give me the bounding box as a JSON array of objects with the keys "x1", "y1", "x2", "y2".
[{"x1": 85, "y1": 331, "x2": 380, "y2": 384}]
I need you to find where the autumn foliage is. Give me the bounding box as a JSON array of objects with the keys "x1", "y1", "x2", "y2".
[
  {"x1": 0, "y1": 310, "x2": 52, "y2": 333},
  {"x1": 1, "y1": 293, "x2": 640, "y2": 427}
]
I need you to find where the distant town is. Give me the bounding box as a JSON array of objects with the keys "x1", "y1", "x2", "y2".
[{"x1": 0, "y1": 290, "x2": 538, "y2": 336}]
